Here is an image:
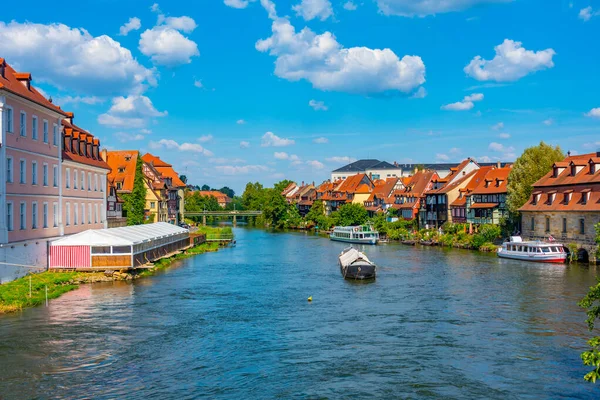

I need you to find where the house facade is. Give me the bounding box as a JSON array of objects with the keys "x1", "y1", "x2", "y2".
[
  {"x1": 466, "y1": 166, "x2": 511, "y2": 225},
  {"x1": 392, "y1": 170, "x2": 438, "y2": 221},
  {"x1": 142, "y1": 153, "x2": 186, "y2": 224},
  {"x1": 519, "y1": 153, "x2": 600, "y2": 262}
]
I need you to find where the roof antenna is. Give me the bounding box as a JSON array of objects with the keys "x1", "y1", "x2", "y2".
[{"x1": 567, "y1": 150, "x2": 571, "y2": 157}]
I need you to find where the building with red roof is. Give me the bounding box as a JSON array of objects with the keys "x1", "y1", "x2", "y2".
[
  {"x1": 142, "y1": 153, "x2": 187, "y2": 224},
  {"x1": 465, "y1": 166, "x2": 512, "y2": 224}
]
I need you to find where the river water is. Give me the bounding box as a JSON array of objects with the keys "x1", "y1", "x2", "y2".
[{"x1": 0, "y1": 228, "x2": 599, "y2": 399}]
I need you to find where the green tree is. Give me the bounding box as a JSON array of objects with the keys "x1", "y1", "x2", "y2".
[
  {"x1": 332, "y1": 203, "x2": 368, "y2": 227},
  {"x1": 262, "y1": 188, "x2": 289, "y2": 228},
  {"x1": 506, "y1": 142, "x2": 564, "y2": 215},
  {"x1": 218, "y1": 186, "x2": 235, "y2": 198},
  {"x1": 201, "y1": 184, "x2": 211, "y2": 191},
  {"x1": 121, "y1": 155, "x2": 147, "y2": 226},
  {"x1": 274, "y1": 179, "x2": 294, "y2": 193},
  {"x1": 179, "y1": 175, "x2": 187, "y2": 184}
]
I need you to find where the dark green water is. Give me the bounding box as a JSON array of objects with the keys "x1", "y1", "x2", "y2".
[{"x1": 1, "y1": 228, "x2": 599, "y2": 399}]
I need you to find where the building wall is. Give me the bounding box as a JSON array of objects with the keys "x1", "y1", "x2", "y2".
[
  {"x1": 144, "y1": 183, "x2": 161, "y2": 223},
  {"x1": 352, "y1": 193, "x2": 371, "y2": 205},
  {"x1": 0, "y1": 239, "x2": 52, "y2": 282}
]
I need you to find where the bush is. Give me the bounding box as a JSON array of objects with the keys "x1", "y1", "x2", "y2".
[
  {"x1": 479, "y1": 242, "x2": 498, "y2": 252},
  {"x1": 568, "y1": 243, "x2": 579, "y2": 262}
]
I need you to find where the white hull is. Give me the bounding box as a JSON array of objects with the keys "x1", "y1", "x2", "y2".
[
  {"x1": 497, "y1": 250, "x2": 567, "y2": 263},
  {"x1": 497, "y1": 236, "x2": 567, "y2": 264}
]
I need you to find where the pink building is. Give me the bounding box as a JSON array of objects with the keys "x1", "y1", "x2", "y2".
[{"x1": 0, "y1": 58, "x2": 110, "y2": 281}]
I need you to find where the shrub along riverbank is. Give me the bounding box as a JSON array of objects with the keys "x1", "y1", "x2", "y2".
[{"x1": 0, "y1": 227, "x2": 229, "y2": 314}]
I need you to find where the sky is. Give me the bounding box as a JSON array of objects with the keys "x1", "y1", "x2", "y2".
[{"x1": 1, "y1": 0, "x2": 599, "y2": 194}]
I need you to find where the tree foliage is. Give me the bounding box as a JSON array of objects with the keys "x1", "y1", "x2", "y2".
[
  {"x1": 218, "y1": 186, "x2": 235, "y2": 198},
  {"x1": 506, "y1": 142, "x2": 564, "y2": 215},
  {"x1": 201, "y1": 184, "x2": 211, "y2": 191},
  {"x1": 331, "y1": 203, "x2": 368, "y2": 227},
  {"x1": 305, "y1": 200, "x2": 334, "y2": 230},
  {"x1": 179, "y1": 175, "x2": 187, "y2": 184},
  {"x1": 121, "y1": 155, "x2": 147, "y2": 226}
]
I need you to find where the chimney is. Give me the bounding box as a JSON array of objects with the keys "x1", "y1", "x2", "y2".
[
  {"x1": 101, "y1": 148, "x2": 108, "y2": 161},
  {"x1": 497, "y1": 161, "x2": 501, "y2": 168}
]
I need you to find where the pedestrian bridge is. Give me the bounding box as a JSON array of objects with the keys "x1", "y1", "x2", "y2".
[{"x1": 184, "y1": 210, "x2": 262, "y2": 226}]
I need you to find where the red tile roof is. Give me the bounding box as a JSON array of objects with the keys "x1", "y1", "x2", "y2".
[
  {"x1": 470, "y1": 166, "x2": 512, "y2": 195},
  {"x1": 62, "y1": 119, "x2": 110, "y2": 170},
  {"x1": 141, "y1": 153, "x2": 186, "y2": 188},
  {"x1": 105, "y1": 151, "x2": 139, "y2": 193},
  {"x1": 0, "y1": 59, "x2": 67, "y2": 116},
  {"x1": 336, "y1": 173, "x2": 372, "y2": 193},
  {"x1": 530, "y1": 153, "x2": 600, "y2": 187}
]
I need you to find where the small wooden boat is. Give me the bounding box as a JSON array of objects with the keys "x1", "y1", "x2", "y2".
[
  {"x1": 497, "y1": 236, "x2": 567, "y2": 263},
  {"x1": 338, "y1": 247, "x2": 376, "y2": 280},
  {"x1": 401, "y1": 240, "x2": 416, "y2": 246},
  {"x1": 420, "y1": 240, "x2": 435, "y2": 246}
]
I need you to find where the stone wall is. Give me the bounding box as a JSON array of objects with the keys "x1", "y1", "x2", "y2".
[{"x1": 521, "y1": 211, "x2": 600, "y2": 262}]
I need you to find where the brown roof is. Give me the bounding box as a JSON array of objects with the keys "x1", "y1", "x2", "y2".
[
  {"x1": 519, "y1": 186, "x2": 600, "y2": 212},
  {"x1": 373, "y1": 177, "x2": 398, "y2": 198},
  {"x1": 469, "y1": 166, "x2": 511, "y2": 195},
  {"x1": 105, "y1": 151, "x2": 139, "y2": 193},
  {"x1": 196, "y1": 191, "x2": 231, "y2": 202},
  {"x1": 62, "y1": 119, "x2": 110, "y2": 170},
  {"x1": 142, "y1": 153, "x2": 172, "y2": 168},
  {"x1": 531, "y1": 153, "x2": 600, "y2": 188},
  {"x1": 141, "y1": 153, "x2": 186, "y2": 188},
  {"x1": 336, "y1": 173, "x2": 371, "y2": 193},
  {"x1": 404, "y1": 170, "x2": 438, "y2": 196},
  {"x1": 354, "y1": 183, "x2": 372, "y2": 194},
  {"x1": 470, "y1": 202, "x2": 500, "y2": 209},
  {"x1": 0, "y1": 59, "x2": 67, "y2": 116}
]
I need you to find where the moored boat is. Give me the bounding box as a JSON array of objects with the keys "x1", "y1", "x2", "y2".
[
  {"x1": 330, "y1": 225, "x2": 379, "y2": 245},
  {"x1": 338, "y1": 247, "x2": 376, "y2": 280},
  {"x1": 497, "y1": 236, "x2": 567, "y2": 263}
]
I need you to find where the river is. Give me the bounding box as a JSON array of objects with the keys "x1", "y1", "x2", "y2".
[{"x1": 0, "y1": 228, "x2": 599, "y2": 399}]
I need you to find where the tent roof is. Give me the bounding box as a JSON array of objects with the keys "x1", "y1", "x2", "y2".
[{"x1": 51, "y1": 222, "x2": 188, "y2": 247}]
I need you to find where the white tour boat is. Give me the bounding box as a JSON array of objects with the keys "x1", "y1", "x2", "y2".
[
  {"x1": 330, "y1": 225, "x2": 379, "y2": 245},
  {"x1": 497, "y1": 236, "x2": 567, "y2": 263}
]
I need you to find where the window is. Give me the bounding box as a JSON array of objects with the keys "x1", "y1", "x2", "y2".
[
  {"x1": 6, "y1": 157, "x2": 13, "y2": 183},
  {"x1": 562, "y1": 218, "x2": 567, "y2": 233},
  {"x1": 31, "y1": 161, "x2": 37, "y2": 185},
  {"x1": 7, "y1": 202, "x2": 13, "y2": 231},
  {"x1": 94, "y1": 204, "x2": 98, "y2": 223},
  {"x1": 100, "y1": 176, "x2": 104, "y2": 192},
  {"x1": 74, "y1": 203, "x2": 78, "y2": 225},
  {"x1": 53, "y1": 124, "x2": 58, "y2": 146},
  {"x1": 116, "y1": 181, "x2": 122, "y2": 190},
  {"x1": 81, "y1": 172, "x2": 85, "y2": 190},
  {"x1": 43, "y1": 164, "x2": 48, "y2": 186},
  {"x1": 580, "y1": 219, "x2": 585, "y2": 235},
  {"x1": 43, "y1": 120, "x2": 49, "y2": 143},
  {"x1": 20, "y1": 111, "x2": 26, "y2": 137},
  {"x1": 88, "y1": 173, "x2": 91, "y2": 191},
  {"x1": 6, "y1": 107, "x2": 13, "y2": 132},
  {"x1": 150, "y1": 202, "x2": 156, "y2": 209},
  {"x1": 32, "y1": 202, "x2": 38, "y2": 229},
  {"x1": 20, "y1": 202, "x2": 26, "y2": 230},
  {"x1": 531, "y1": 217, "x2": 535, "y2": 231},
  {"x1": 53, "y1": 165, "x2": 58, "y2": 187},
  {"x1": 94, "y1": 174, "x2": 98, "y2": 191},
  {"x1": 545, "y1": 217, "x2": 550, "y2": 232},
  {"x1": 65, "y1": 168, "x2": 70, "y2": 188},
  {"x1": 32, "y1": 116, "x2": 38, "y2": 140},
  {"x1": 118, "y1": 167, "x2": 125, "y2": 173},
  {"x1": 582, "y1": 192, "x2": 588, "y2": 205},
  {"x1": 53, "y1": 203, "x2": 58, "y2": 227},
  {"x1": 74, "y1": 170, "x2": 78, "y2": 189},
  {"x1": 66, "y1": 203, "x2": 70, "y2": 226},
  {"x1": 88, "y1": 204, "x2": 92, "y2": 224},
  {"x1": 81, "y1": 204, "x2": 86, "y2": 225},
  {"x1": 43, "y1": 203, "x2": 48, "y2": 228},
  {"x1": 19, "y1": 159, "x2": 26, "y2": 184}
]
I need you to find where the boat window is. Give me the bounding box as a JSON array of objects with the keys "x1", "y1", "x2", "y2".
[
  {"x1": 537, "y1": 248, "x2": 543, "y2": 253},
  {"x1": 551, "y1": 246, "x2": 558, "y2": 253},
  {"x1": 542, "y1": 247, "x2": 550, "y2": 253}
]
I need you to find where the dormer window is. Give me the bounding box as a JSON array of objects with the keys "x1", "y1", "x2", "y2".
[
  {"x1": 496, "y1": 179, "x2": 503, "y2": 187},
  {"x1": 484, "y1": 180, "x2": 490, "y2": 188},
  {"x1": 125, "y1": 156, "x2": 132, "y2": 162},
  {"x1": 116, "y1": 181, "x2": 123, "y2": 190},
  {"x1": 582, "y1": 191, "x2": 589, "y2": 205},
  {"x1": 571, "y1": 164, "x2": 577, "y2": 176},
  {"x1": 548, "y1": 193, "x2": 556, "y2": 204},
  {"x1": 563, "y1": 192, "x2": 572, "y2": 204},
  {"x1": 118, "y1": 167, "x2": 125, "y2": 173}
]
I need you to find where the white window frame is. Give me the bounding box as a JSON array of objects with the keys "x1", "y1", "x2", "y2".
[
  {"x1": 94, "y1": 204, "x2": 98, "y2": 223},
  {"x1": 66, "y1": 202, "x2": 71, "y2": 226},
  {"x1": 53, "y1": 165, "x2": 58, "y2": 187},
  {"x1": 74, "y1": 202, "x2": 78, "y2": 225},
  {"x1": 65, "y1": 168, "x2": 70, "y2": 188},
  {"x1": 20, "y1": 201, "x2": 26, "y2": 230},
  {"x1": 32, "y1": 115, "x2": 38, "y2": 140},
  {"x1": 43, "y1": 202, "x2": 48, "y2": 229},
  {"x1": 32, "y1": 161, "x2": 38, "y2": 185},
  {"x1": 81, "y1": 172, "x2": 85, "y2": 191},
  {"x1": 53, "y1": 202, "x2": 58, "y2": 228},
  {"x1": 74, "y1": 169, "x2": 78, "y2": 189},
  {"x1": 32, "y1": 201, "x2": 38, "y2": 229},
  {"x1": 5, "y1": 106, "x2": 14, "y2": 133},
  {"x1": 81, "y1": 203, "x2": 85, "y2": 225},
  {"x1": 88, "y1": 172, "x2": 92, "y2": 191},
  {"x1": 100, "y1": 175, "x2": 105, "y2": 192},
  {"x1": 88, "y1": 203, "x2": 92, "y2": 224},
  {"x1": 7, "y1": 202, "x2": 14, "y2": 231},
  {"x1": 43, "y1": 120, "x2": 49, "y2": 143},
  {"x1": 53, "y1": 124, "x2": 58, "y2": 146},
  {"x1": 43, "y1": 163, "x2": 48, "y2": 186},
  {"x1": 6, "y1": 157, "x2": 13, "y2": 183},
  {"x1": 20, "y1": 111, "x2": 26, "y2": 137},
  {"x1": 19, "y1": 159, "x2": 26, "y2": 184}
]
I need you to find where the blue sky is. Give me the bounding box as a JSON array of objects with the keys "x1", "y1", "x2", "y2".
[{"x1": 1, "y1": 0, "x2": 599, "y2": 194}]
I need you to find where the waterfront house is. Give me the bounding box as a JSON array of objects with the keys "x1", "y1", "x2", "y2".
[
  {"x1": 142, "y1": 153, "x2": 186, "y2": 224},
  {"x1": 194, "y1": 191, "x2": 232, "y2": 209},
  {"x1": 465, "y1": 166, "x2": 512, "y2": 225},
  {"x1": 291, "y1": 183, "x2": 316, "y2": 216},
  {"x1": 331, "y1": 159, "x2": 403, "y2": 181},
  {"x1": 106, "y1": 177, "x2": 125, "y2": 227},
  {"x1": 519, "y1": 152, "x2": 600, "y2": 262},
  {"x1": 281, "y1": 182, "x2": 299, "y2": 203},
  {"x1": 392, "y1": 170, "x2": 439, "y2": 221}
]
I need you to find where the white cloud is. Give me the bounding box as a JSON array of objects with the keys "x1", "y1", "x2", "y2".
[
  {"x1": 224, "y1": 0, "x2": 254, "y2": 8},
  {"x1": 256, "y1": 17, "x2": 425, "y2": 95},
  {"x1": 585, "y1": 108, "x2": 600, "y2": 118},
  {"x1": 313, "y1": 137, "x2": 329, "y2": 143},
  {"x1": 464, "y1": 39, "x2": 555, "y2": 82},
  {"x1": 326, "y1": 156, "x2": 356, "y2": 163},
  {"x1": 149, "y1": 139, "x2": 213, "y2": 156},
  {"x1": 292, "y1": 0, "x2": 333, "y2": 21},
  {"x1": 98, "y1": 95, "x2": 167, "y2": 128},
  {"x1": 164, "y1": 16, "x2": 197, "y2": 33},
  {"x1": 478, "y1": 155, "x2": 493, "y2": 163},
  {"x1": 119, "y1": 17, "x2": 142, "y2": 36},
  {"x1": 140, "y1": 129, "x2": 152, "y2": 134},
  {"x1": 436, "y1": 153, "x2": 450, "y2": 161},
  {"x1": 449, "y1": 147, "x2": 461, "y2": 155},
  {"x1": 488, "y1": 142, "x2": 514, "y2": 153},
  {"x1": 261, "y1": 0, "x2": 278, "y2": 19},
  {"x1": 261, "y1": 131, "x2": 295, "y2": 147},
  {"x1": 240, "y1": 141, "x2": 250, "y2": 148},
  {"x1": 0, "y1": 21, "x2": 156, "y2": 96},
  {"x1": 492, "y1": 122, "x2": 504, "y2": 130},
  {"x1": 198, "y1": 135, "x2": 213, "y2": 143},
  {"x1": 542, "y1": 118, "x2": 554, "y2": 126},
  {"x1": 375, "y1": 0, "x2": 512, "y2": 17},
  {"x1": 498, "y1": 133, "x2": 511, "y2": 139},
  {"x1": 115, "y1": 132, "x2": 145, "y2": 142},
  {"x1": 343, "y1": 1, "x2": 358, "y2": 10},
  {"x1": 150, "y1": 3, "x2": 161, "y2": 12},
  {"x1": 55, "y1": 95, "x2": 105, "y2": 105},
  {"x1": 579, "y1": 6, "x2": 600, "y2": 21},
  {"x1": 237, "y1": 119, "x2": 246, "y2": 125},
  {"x1": 194, "y1": 79, "x2": 203, "y2": 88},
  {"x1": 441, "y1": 92, "x2": 484, "y2": 111},
  {"x1": 411, "y1": 86, "x2": 427, "y2": 98},
  {"x1": 307, "y1": 160, "x2": 325, "y2": 169},
  {"x1": 215, "y1": 165, "x2": 269, "y2": 175},
  {"x1": 309, "y1": 99, "x2": 328, "y2": 111},
  {"x1": 139, "y1": 26, "x2": 199, "y2": 66},
  {"x1": 209, "y1": 157, "x2": 245, "y2": 164},
  {"x1": 274, "y1": 151, "x2": 290, "y2": 160},
  {"x1": 583, "y1": 141, "x2": 600, "y2": 149}
]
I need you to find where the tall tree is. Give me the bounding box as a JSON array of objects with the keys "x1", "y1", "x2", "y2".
[
  {"x1": 201, "y1": 184, "x2": 211, "y2": 191},
  {"x1": 122, "y1": 155, "x2": 147, "y2": 225},
  {"x1": 506, "y1": 142, "x2": 564, "y2": 216},
  {"x1": 332, "y1": 203, "x2": 369, "y2": 227},
  {"x1": 179, "y1": 175, "x2": 187, "y2": 184},
  {"x1": 218, "y1": 186, "x2": 235, "y2": 198}
]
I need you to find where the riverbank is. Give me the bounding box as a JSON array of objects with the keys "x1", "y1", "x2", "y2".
[{"x1": 0, "y1": 230, "x2": 226, "y2": 314}]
